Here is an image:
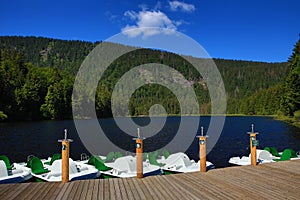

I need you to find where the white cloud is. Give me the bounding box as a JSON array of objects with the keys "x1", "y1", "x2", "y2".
[
  {"x1": 169, "y1": 1, "x2": 195, "y2": 12},
  {"x1": 124, "y1": 11, "x2": 138, "y2": 21},
  {"x1": 122, "y1": 10, "x2": 178, "y2": 38}
]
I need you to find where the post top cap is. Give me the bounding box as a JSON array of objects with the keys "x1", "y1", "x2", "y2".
[
  {"x1": 247, "y1": 123, "x2": 259, "y2": 134},
  {"x1": 58, "y1": 139, "x2": 73, "y2": 142},
  {"x1": 247, "y1": 132, "x2": 259, "y2": 135},
  {"x1": 196, "y1": 135, "x2": 209, "y2": 138},
  {"x1": 132, "y1": 137, "x2": 145, "y2": 140}
]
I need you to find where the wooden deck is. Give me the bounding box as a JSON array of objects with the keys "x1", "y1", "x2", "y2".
[{"x1": 1, "y1": 160, "x2": 299, "y2": 200}]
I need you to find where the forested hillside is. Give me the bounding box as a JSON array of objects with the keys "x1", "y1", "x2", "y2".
[
  {"x1": 0, "y1": 36, "x2": 97, "y2": 73},
  {"x1": 281, "y1": 38, "x2": 300, "y2": 118},
  {"x1": 0, "y1": 36, "x2": 291, "y2": 121}
]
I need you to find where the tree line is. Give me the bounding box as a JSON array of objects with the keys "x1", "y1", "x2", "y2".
[{"x1": 0, "y1": 36, "x2": 298, "y2": 121}]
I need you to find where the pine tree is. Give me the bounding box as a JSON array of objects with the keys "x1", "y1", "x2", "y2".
[{"x1": 281, "y1": 38, "x2": 300, "y2": 116}]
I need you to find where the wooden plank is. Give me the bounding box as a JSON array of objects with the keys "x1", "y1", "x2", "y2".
[
  {"x1": 191, "y1": 172, "x2": 246, "y2": 199},
  {"x1": 54, "y1": 182, "x2": 72, "y2": 200},
  {"x1": 112, "y1": 178, "x2": 123, "y2": 200},
  {"x1": 118, "y1": 178, "x2": 130, "y2": 199},
  {"x1": 136, "y1": 177, "x2": 155, "y2": 199},
  {"x1": 184, "y1": 172, "x2": 236, "y2": 199},
  {"x1": 265, "y1": 160, "x2": 300, "y2": 175},
  {"x1": 79, "y1": 179, "x2": 90, "y2": 199},
  {"x1": 136, "y1": 177, "x2": 159, "y2": 199},
  {"x1": 147, "y1": 175, "x2": 171, "y2": 199},
  {"x1": 125, "y1": 178, "x2": 143, "y2": 200},
  {"x1": 0, "y1": 183, "x2": 14, "y2": 197},
  {"x1": 132, "y1": 177, "x2": 148, "y2": 199},
  {"x1": 0, "y1": 159, "x2": 299, "y2": 199},
  {"x1": 34, "y1": 182, "x2": 57, "y2": 200},
  {"x1": 170, "y1": 173, "x2": 216, "y2": 199},
  {"x1": 158, "y1": 175, "x2": 188, "y2": 199},
  {"x1": 108, "y1": 178, "x2": 116, "y2": 199},
  {"x1": 209, "y1": 168, "x2": 269, "y2": 198},
  {"x1": 90, "y1": 178, "x2": 100, "y2": 200},
  {"x1": 234, "y1": 166, "x2": 292, "y2": 195},
  {"x1": 103, "y1": 178, "x2": 110, "y2": 199},
  {"x1": 152, "y1": 175, "x2": 179, "y2": 199},
  {"x1": 22, "y1": 183, "x2": 43, "y2": 200},
  {"x1": 47, "y1": 183, "x2": 64, "y2": 200},
  {"x1": 67, "y1": 180, "x2": 82, "y2": 200},
  {"x1": 73, "y1": 180, "x2": 86, "y2": 200},
  {"x1": 96, "y1": 179, "x2": 104, "y2": 200},
  {"x1": 205, "y1": 170, "x2": 258, "y2": 199},
  {"x1": 59, "y1": 181, "x2": 76, "y2": 200},
  {"x1": 2, "y1": 182, "x2": 31, "y2": 200},
  {"x1": 235, "y1": 166, "x2": 300, "y2": 199},
  {"x1": 208, "y1": 166, "x2": 288, "y2": 199},
  {"x1": 199, "y1": 171, "x2": 257, "y2": 199}
]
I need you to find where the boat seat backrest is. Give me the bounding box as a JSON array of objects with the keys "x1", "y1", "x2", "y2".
[
  {"x1": 114, "y1": 152, "x2": 123, "y2": 159},
  {"x1": 165, "y1": 153, "x2": 181, "y2": 163},
  {"x1": 105, "y1": 152, "x2": 115, "y2": 163},
  {"x1": 127, "y1": 157, "x2": 136, "y2": 172},
  {"x1": 280, "y1": 149, "x2": 297, "y2": 161},
  {"x1": 165, "y1": 152, "x2": 192, "y2": 167},
  {"x1": 45, "y1": 153, "x2": 62, "y2": 165},
  {"x1": 0, "y1": 155, "x2": 12, "y2": 170},
  {"x1": 69, "y1": 160, "x2": 79, "y2": 174},
  {"x1": 148, "y1": 153, "x2": 164, "y2": 167},
  {"x1": 270, "y1": 147, "x2": 280, "y2": 157},
  {"x1": 0, "y1": 160, "x2": 8, "y2": 178},
  {"x1": 258, "y1": 150, "x2": 274, "y2": 160},
  {"x1": 50, "y1": 158, "x2": 78, "y2": 174},
  {"x1": 182, "y1": 155, "x2": 192, "y2": 167},
  {"x1": 163, "y1": 149, "x2": 170, "y2": 159},
  {"x1": 30, "y1": 157, "x2": 49, "y2": 175},
  {"x1": 114, "y1": 156, "x2": 135, "y2": 172}
]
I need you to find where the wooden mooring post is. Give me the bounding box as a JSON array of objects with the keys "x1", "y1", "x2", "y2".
[
  {"x1": 197, "y1": 127, "x2": 208, "y2": 172},
  {"x1": 58, "y1": 129, "x2": 73, "y2": 183},
  {"x1": 133, "y1": 128, "x2": 144, "y2": 178},
  {"x1": 247, "y1": 124, "x2": 259, "y2": 166}
]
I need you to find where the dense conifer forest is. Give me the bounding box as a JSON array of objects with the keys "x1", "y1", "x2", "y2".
[{"x1": 0, "y1": 36, "x2": 299, "y2": 121}]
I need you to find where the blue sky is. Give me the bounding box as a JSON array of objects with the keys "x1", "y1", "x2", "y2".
[{"x1": 0, "y1": 0, "x2": 299, "y2": 62}]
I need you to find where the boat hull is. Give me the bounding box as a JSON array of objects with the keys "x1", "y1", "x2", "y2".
[
  {"x1": 0, "y1": 172, "x2": 32, "y2": 184},
  {"x1": 0, "y1": 163, "x2": 32, "y2": 184},
  {"x1": 101, "y1": 168, "x2": 162, "y2": 179},
  {"x1": 31, "y1": 171, "x2": 99, "y2": 182},
  {"x1": 100, "y1": 155, "x2": 162, "y2": 178}
]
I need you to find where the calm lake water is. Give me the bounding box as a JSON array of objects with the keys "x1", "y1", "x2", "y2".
[{"x1": 0, "y1": 116, "x2": 299, "y2": 168}]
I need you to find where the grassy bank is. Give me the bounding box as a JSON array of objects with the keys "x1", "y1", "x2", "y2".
[{"x1": 274, "y1": 115, "x2": 300, "y2": 128}]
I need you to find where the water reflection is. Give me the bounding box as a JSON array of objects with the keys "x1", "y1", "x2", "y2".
[{"x1": 0, "y1": 116, "x2": 299, "y2": 168}]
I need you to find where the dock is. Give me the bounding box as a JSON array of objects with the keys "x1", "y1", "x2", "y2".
[{"x1": 0, "y1": 159, "x2": 299, "y2": 199}]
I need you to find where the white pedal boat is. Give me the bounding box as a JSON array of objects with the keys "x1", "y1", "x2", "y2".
[
  {"x1": 99, "y1": 155, "x2": 162, "y2": 178},
  {"x1": 228, "y1": 149, "x2": 278, "y2": 166},
  {"x1": 0, "y1": 160, "x2": 32, "y2": 184},
  {"x1": 26, "y1": 157, "x2": 99, "y2": 182},
  {"x1": 159, "y1": 152, "x2": 214, "y2": 173}
]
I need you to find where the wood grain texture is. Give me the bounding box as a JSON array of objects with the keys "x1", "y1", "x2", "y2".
[{"x1": 0, "y1": 160, "x2": 299, "y2": 199}]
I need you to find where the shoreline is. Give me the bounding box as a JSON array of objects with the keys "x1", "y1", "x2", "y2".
[
  {"x1": 273, "y1": 115, "x2": 300, "y2": 128},
  {"x1": 1, "y1": 114, "x2": 300, "y2": 129}
]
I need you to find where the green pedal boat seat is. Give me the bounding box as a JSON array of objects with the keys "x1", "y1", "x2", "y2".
[{"x1": 0, "y1": 155, "x2": 12, "y2": 170}]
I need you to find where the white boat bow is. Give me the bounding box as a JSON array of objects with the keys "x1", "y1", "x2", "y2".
[
  {"x1": 0, "y1": 161, "x2": 32, "y2": 184},
  {"x1": 160, "y1": 152, "x2": 214, "y2": 173},
  {"x1": 101, "y1": 155, "x2": 161, "y2": 178}
]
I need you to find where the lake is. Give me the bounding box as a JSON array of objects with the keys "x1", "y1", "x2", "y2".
[{"x1": 0, "y1": 116, "x2": 299, "y2": 168}]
